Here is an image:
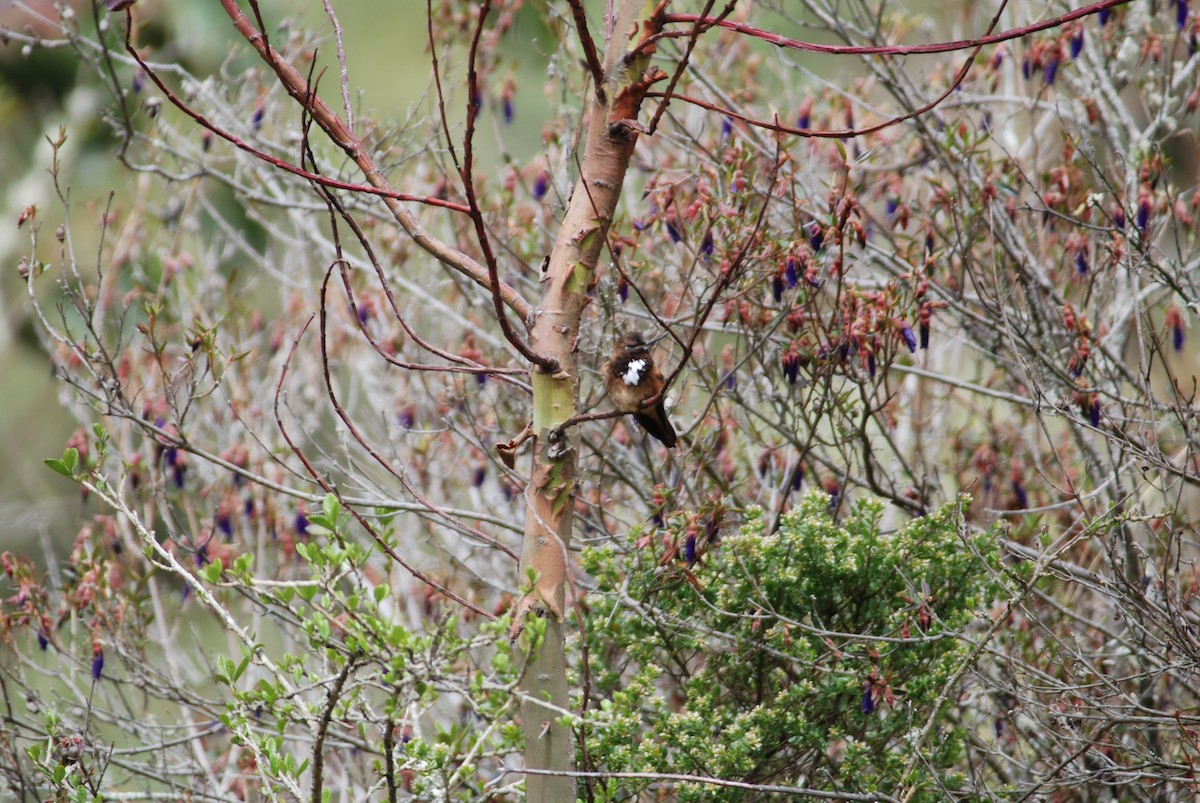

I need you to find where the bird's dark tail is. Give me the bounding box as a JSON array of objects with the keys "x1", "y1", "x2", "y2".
[{"x1": 635, "y1": 401, "x2": 677, "y2": 448}]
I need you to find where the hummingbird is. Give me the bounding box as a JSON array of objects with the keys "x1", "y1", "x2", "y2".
[{"x1": 604, "y1": 332, "x2": 677, "y2": 448}]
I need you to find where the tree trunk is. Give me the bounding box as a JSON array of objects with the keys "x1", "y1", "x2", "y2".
[{"x1": 516, "y1": 2, "x2": 664, "y2": 800}]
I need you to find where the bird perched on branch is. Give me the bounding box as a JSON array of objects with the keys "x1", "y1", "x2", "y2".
[{"x1": 604, "y1": 332, "x2": 677, "y2": 448}]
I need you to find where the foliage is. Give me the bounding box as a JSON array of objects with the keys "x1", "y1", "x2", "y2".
[
  {"x1": 580, "y1": 492, "x2": 1006, "y2": 801},
  {"x1": 2, "y1": 0, "x2": 1200, "y2": 800}
]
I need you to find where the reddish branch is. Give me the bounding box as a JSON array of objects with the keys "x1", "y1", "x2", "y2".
[
  {"x1": 461, "y1": 1, "x2": 557, "y2": 371},
  {"x1": 121, "y1": 28, "x2": 464, "y2": 213},
  {"x1": 273, "y1": 316, "x2": 497, "y2": 619},
  {"x1": 665, "y1": 0, "x2": 1131, "y2": 57},
  {"x1": 565, "y1": 0, "x2": 607, "y2": 101},
  {"x1": 128, "y1": 1, "x2": 534, "y2": 324}
]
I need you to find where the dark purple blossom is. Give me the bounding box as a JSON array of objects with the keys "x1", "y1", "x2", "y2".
[
  {"x1": 808, "y1": 221, "x2": 824, "y2": 252},
  {"x1": 1022, "y1": 53, "x2": 1032, "y2": 80},
  {"x1": 701, "y1": 231, "x2": 715, "y2": 257},
  {"x1": 1089, "y1": 398, "x2": 1101, "y2": 427},
  {"x1": 473, "y1": 466, "x2": 486, "y2": 487},
  {"x1": 782, "y1": 351, "x2": 801, "y2": 385},
  {"x1": 1137, "y1": 201, "x2": 1150, "y2": 234},
  {"x1": 503, "y1": 97, "x2": 514, "y2": 124},
  {"x1": 1012, "y1": 479, "x2": 1028, "y2": 510},
  {"x1": 217, "y1": 512, "x2": 233, "y2": 538},
  {"x1": 37, "y1": 627, "x2": 49, "y2": 651},
  {"x1": 617, "y1": 277, "x2": 629, "y2": 303},
  {"x1": 532, "y1": 171, "x2": 549, "y2": 201},
  {"x1": 684, "y1": 533, "x2": 697, "y2": 564},
  {"x1": 665, "y1": 218, "x2": 682, "y2": 243},
  {"x1": 785, "y1": 257, "x2": 799, "y2": 287},
  {"x1": 1178, "y1": 0, "x2": 1190, "y2": 30},
  {"x1": 772, "y1": 275, "x2": 784, "y2": 303},
  {"x1": 398, "y1": 406, "x2": 415, "y2": 429},
  {"x1": 899, "y1": 322, "x2": 917, "y2": 353},
  {"x1": 1070, "y1": 28, "x2": 1085, "y2": 58},
  {"x1": 1044, "y1": 57, "x2": 1059, "y2": 86},
  {"x1": 295, "y1": 512, "x2": 309, "y2": 536},
  {"x1": 919, "y1": 322, "x2": 930, "y2": 350},
  {"x1": 861, "y1": 686, "x2": 875, "y2": 715},
  {"x1": 1076, "y1": 252, "x2": 1089, "y2": 275},
  {"x1": 1113, "y1": 207, "x2": 1126, "y2": 230},
  {"x1": 721, "y1": 117, "x2": 733, "y2": 137},
  {"x1": 1099, "y1": 8, "x2": 1111, "y2": 25},
  {"x1": 91, "y1": 649, "x2": 104, "y2": 681}
]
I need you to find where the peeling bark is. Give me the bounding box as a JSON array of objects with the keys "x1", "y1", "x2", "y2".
[{"x1": 515, "y1": 2, "x2": 664, "y2": 799}]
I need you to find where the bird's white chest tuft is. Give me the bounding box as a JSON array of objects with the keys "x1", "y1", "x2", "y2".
[{"x1": 622, "y1": 358, "x2": 648, "y2": 386}]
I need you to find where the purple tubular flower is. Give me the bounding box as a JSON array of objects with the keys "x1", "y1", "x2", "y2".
[
  {"x1": 701, "y1": 231, "x2": 715, "y2": 257},
  {"x1": 1099, "y1": 8, "x2": 1111, "y2": 25},
  {"x1": 1070, "y1": 29, "x2": 1085, "y2": 58},
  {"x1": 503, "y1": 98, "x2": 514, "y2": 124},
  {"x1": 782, "y1": 352, "x2": 800, "y2": 385},
  {"x1": 790, "y1": 464, "x2": 804, "y2": 491},
  {"x1": 721, "y1": 117, "x2": 733, "y2": 137},
  {"x1": 809, "y1": 222, "x2": 824, "y2": 251},
  {"x1": 1173, "y1": 322, "x2": 1185, "y2": 352},
  {"x1": 217, "y1": 512, "x2": 233, "y2": 538},
  {"x1": 473, "y1": 466, "x2": 486, "y2": 487},
  {"x1": 617, "y1": 277, "x2": 629, "y2": 303},
  {"x1": 1022, "y1": 53, "x2": 1032, "y2": 80},
  {"x1": 532, "y1": 171, "x2": 549, "y2": 201},
  {"x1": 295, "y1": 512, "x2": 309, "y2": 536},
  {"x1": 1089, "y1": 398, "x2": 1101, "y2": 427},
  {"x1": 91, "y1": 650, "x2": 104, "y2": 681},
  {"x1": 1076, "y1": 252, "x2": 1089, "y2": 275},
  {"x1": 861, "y1": 687, "x2": 875, "y2": 715},
  {"x1": 684, "y1": 533, "x2": 697, "y2": 564},
  {"x1": 919, "y1": 322, "x2": 930, "y2": 350},
  {"x1": 900, "y1": 322, "x2": 917, "y2": 353},
  {"x1": 772, "y1": 275, "x2": 784, "y2": 303},
  {"x1": 37, "y1": 627, "x2": 49, "y2": 651},
  {"x1": 1044, "y1": 57, "x2": 1059, "y2": 86},
  {"x1": 666, "y1": 219, "x2": 682, "y2": 243},
  {"x1": 1178, "y1": 0, "x2": 1189, "y2": 30},
  {"x1": 1113, "y1": 207, "x2": 1126, "y2": 230},
  {"x1": 1012, "y1": 480, "x2": 1028, "y2": 510},
  {"x1": 785, "y1": 257, "x2": 799, "y2": 287}
]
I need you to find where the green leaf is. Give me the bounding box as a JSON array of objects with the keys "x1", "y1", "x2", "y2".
[{"x1": 44, "y1": 447, "x2": 79, "y2": 478}]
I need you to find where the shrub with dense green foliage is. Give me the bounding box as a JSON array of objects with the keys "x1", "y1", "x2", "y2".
[{"x1": 579, "y1": 492, "x2": 1007, "y2": 801}]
